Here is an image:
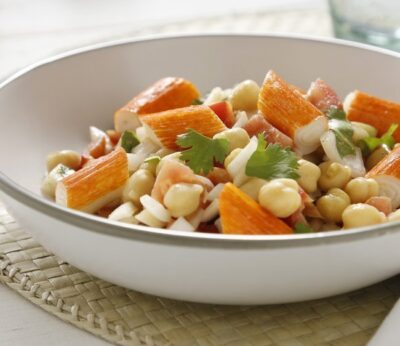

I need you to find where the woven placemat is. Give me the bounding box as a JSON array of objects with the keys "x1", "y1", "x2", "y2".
[
  {"x1": 1, "y1": 204, "x2": 400, "y2": 346},
  {"x1": 2, "y1": 7, "x2": 397, "y2": 346}
]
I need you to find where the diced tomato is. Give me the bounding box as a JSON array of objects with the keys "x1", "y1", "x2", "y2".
[
  {"x1": 88, "y1": 137, "x2": 106, "y2": 159},
  {"x1": 283, "y1": 209, "x2": 308, "y2": 228},
  {"x1": 209, "y1": 101, "x2": 235, "y2": 128},
  {"x1": 366, "y1": 196, "x2": 392, "y2": 215},
  {"x1": 79, "y1": 154, "x2": 94, "y2": 169},
  {"x1": 207, "y1": 167, "x2": 232, "y2": 185},
  {"x1": 243, "y1": 114, "x2": 293, "y2": 148},
  {"x1": 306, "y1": 78, "x2": 342, "y2": 112},
  {"x1": 106, "y1": 129, "x2": 122, "y2": 145},
  {"x1": 197, "y1": 222, "x2": 220, "y2": 233}
]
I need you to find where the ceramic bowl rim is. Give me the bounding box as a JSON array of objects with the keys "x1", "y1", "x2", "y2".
[{"x1": 1, "y1": 33, "x2": 400, "y2": 249}]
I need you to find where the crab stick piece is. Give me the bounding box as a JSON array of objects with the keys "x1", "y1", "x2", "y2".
[
  {"x1": 114, "y1": 77, "x2": 200, "y2": 132},
  {"x1": 141, "y1": 105, "x2": 227, "y2": 150},
  {"x1": 258, "y1": 70, "x2": 328, "y2": 154},
  {"x1": 242, "y1": 113, "x2": 294, "y2": 148},
  {"x1": 219, "y1": 183, "x2": 293, "y2": 235},
  {"x1": 56, "y1": 148, "x2": 129, "y2": 213},
  {"x1": 344, "y1": 90, "x2": 400, "y2": 141},
  {"x1": 366, "y1": 146, "x2": 400, "y2": 208},
  {"x1": 306, "y1": 78, "x2": 342, "y2": 112}
]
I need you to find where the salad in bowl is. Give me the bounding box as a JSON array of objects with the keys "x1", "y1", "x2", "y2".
[{"x1": 41, "y1": 70, "x2": 400, "y2": 235}]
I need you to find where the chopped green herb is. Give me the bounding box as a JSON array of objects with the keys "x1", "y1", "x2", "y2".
[
  {"x1": 358, "y1": 123, "x2": 398, "y2": 155},
  {"x1": 294, "y1": 223, "x2": 314, "y2": 233},
  {"x1": 245, "y1": 134, "x2": 299, "y2": 180},
  {"x1": 121, "y1": 130, "x2": 140, "y2": 152},
  {"x1": 176, "y1": 129, "x2": 229, "y2": 174},
  {"x1": 327, "y1": 108, "x2": 356, "y2": 157},
  {"x1": 192, "y1": 98, "x2": 203, "y2": 105}
]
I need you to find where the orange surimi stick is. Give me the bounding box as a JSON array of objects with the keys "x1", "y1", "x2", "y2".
[
  {"x1": 344, "y1": 90, "x2": 400, "y2": 141},
  {"x1": 114, "y1": 77, "x2": 200, "y2": 132},
  {"x1": 258, "y1": 70, "x2": 328, "y2": 154},
  {"x1": 219, "y1": 183, "x2": 293, "y2": 235},
  {"x1": 141, "y1": 105, "x2": 227, "y2": 150},
  {"x1": 56, "y1": 148, "x2": 129, "y2": 213},
  {"x1": 366, "y1": 145, "x2": 400, "y2": 208}
]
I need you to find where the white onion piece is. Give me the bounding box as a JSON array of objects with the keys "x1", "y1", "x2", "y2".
[
  {"x1": 320, "y1": 130, "x2": 366, "y2": 177},
  {"x1": 108, "y1": 202, "x2": 137, "y2": 221},
  {"x1": 295, "y1": 116, "x2": 328, "y2": 155},
  {"x1": 203, "y1": 87, "x2": 231, "y2": 105},
  {"x1": 214, "y1": 218, "x2": 222, "y2": 231},
  {"x1": 343, "y1": 91, "x2": 355, "y2": 113},
  {"x1": 127, "y1": 153, "x2": 144, "y2": 173},
  {"x1": 232, "y1": 111, "x2": 249, "y2": 128},
  {"x1": 227, "y1": 136, "x2": 258, "y2": 186},
  {"x1": 168, "y1": 217, "x2": 195, "y2": 232},
  {"x1": 119, "y1": 216, "x2": 139, "y2": 225},
  {"x1": 135, "y1": 209, "x2": 165, "y2": 228},
  {"x1": 188, "y1": 209, "x2": 204, "y2": 229},
  {"x1": 140, "y1": 195, "x2": 171, "y2": 222},
  {"x1": 207, "y1": 183, "x2": 225, "y2": 201},
  {"x1": 135, "y1": 126, "x2": 148, "y2": 142},
  {"x1": 201, "y1": 199, "x2": 220, "y2": 222},
  {"x1": 194, "y1": 175, "x2": 214, "y2": 190},
  {"x1": 90, "y1": 126, "x2": 112, "y2": 152},
  {"x1": 142, "y1": 123, "x2": 163, "y2": 147},
  {"x1": 374, "y1": 176, "x2": 400, "y2": 209}
]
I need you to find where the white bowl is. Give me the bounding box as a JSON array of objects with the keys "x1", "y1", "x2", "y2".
[{"x1": 1, "y1": 34, "x2": 400, "y2": 305}]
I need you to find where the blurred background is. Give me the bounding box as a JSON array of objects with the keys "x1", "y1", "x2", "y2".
[{"x1": 1, "y1": 0, "x2": 399, "y2": 81}]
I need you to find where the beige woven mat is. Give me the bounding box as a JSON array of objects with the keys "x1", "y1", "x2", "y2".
[
  {"x1": 1, "y1": 205, "x2": 400, "y2": 346},
  {"x1": 2, "y1": 8, "x2": 397, "y2": 346}
]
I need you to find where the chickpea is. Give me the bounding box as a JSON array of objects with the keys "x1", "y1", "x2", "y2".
[
  {"x1": 240, "y1": 178, "x2": 268, "y2": 200},
  {"x1": 318, "y1": 161, "x2": 352, "y2": 191},
  {"x1": 156, "y1": 152, "x2": 182, "y2": 175},
  {"x1": 366, "y1": 145, "x2": 390, "y2": 170},
  {"x1": 229, "y1": 80, "x2": 260, "y2": 111},
  {"x1": 297, "y1": 159, "x2": 321, "y2": 193},
  {"x1": 224, "y1": 148, "x2": 242, "y2": 168},
  {"x1": 213, "y1": 128, "x2": 250, "y2": 153},
  {"x1": 123, "y1": 169, "x2": 155, "y2": 204},
  {"x1": 342, "y1": 204, "x2": 386, "y2": 229},
  {"x1": 258, "y1": 180, "x2": 301, "y2": 218},
  {"x1": 351, "y1": 122, "x2": 377, "y2": 137},
  {"x1": 163, "y1": 183, "x2": 203, "y2": 217},
  {"x1": 344, "y1": 177, "x2": 379, "y2": 203},
  {"x1": 388, "y1": 210, "x2": 400, "y2": 222},
  {"x1": 46, "y1": 150, "x2": 81, "y2": 172},
  {"x1": 316, "y1": 188, "x2": 350, "y2": 223}
]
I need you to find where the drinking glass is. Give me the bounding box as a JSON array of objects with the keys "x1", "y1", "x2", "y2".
[{"x1": 328, "y1": 0, "x2": 400, "y2": 51}]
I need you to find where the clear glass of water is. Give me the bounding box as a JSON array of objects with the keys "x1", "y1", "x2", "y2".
[{"x1": 328, "y1": 0, "x2": 400, "y2": 51}]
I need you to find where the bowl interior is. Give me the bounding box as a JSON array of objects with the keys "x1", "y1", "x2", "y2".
[{"x1": 0, "y1": 35, "x2": 399, "y2": 197}]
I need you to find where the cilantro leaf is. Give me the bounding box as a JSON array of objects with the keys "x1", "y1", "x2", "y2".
[
  {"x1": 245, "y1": 134, "x2": 299, "y2": 180},
  {"x1": 326, "y1": 108, "x2": 356, "y2": 157},
  {"x1": 176, "y1": 129, "x2": 229, "y2": 174},
  {"x1": 294, "y1": 223, "x2": 314, "y2": 233},
  {"x1": 358, "y1": 123, "x2": 398, "y2": 154},
  {"x1": 326, "y1": 108, "x2": 346, "y2": 120},
  {"x1": 121, "y1": 130, "x2": 140, "y2": 152}
]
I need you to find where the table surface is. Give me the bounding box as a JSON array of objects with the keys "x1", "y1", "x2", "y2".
[{"x1": 1, "y1": 1, "x2": 328, "y2": 345}]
